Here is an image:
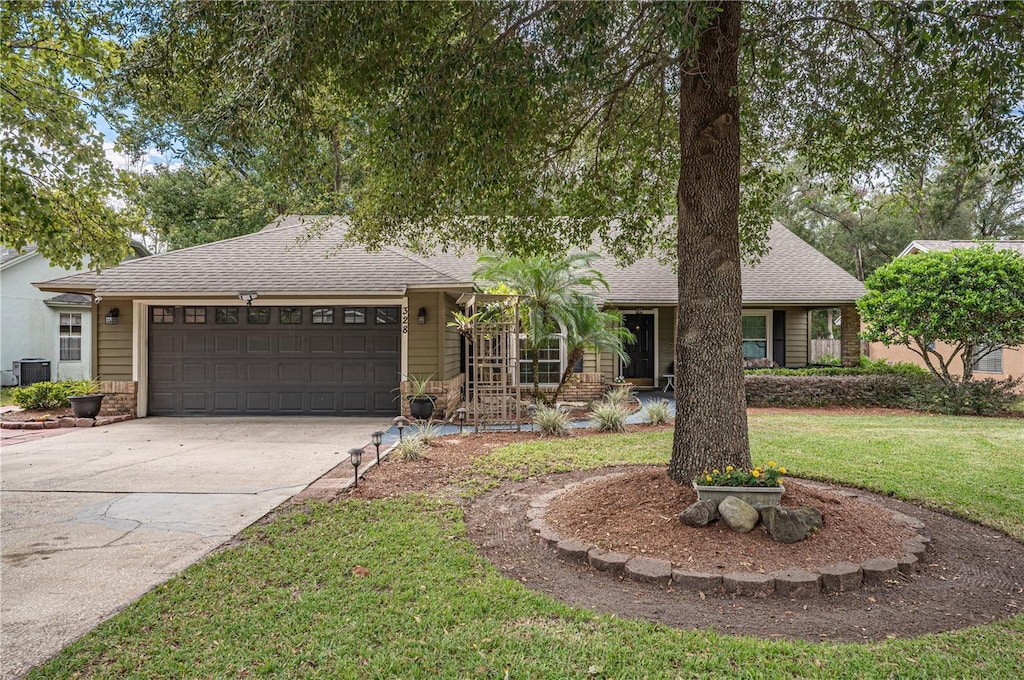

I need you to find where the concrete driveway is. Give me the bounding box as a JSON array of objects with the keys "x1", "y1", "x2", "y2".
[{"x1": 0, "y1": 416, "x2": 387, "y2": 679}]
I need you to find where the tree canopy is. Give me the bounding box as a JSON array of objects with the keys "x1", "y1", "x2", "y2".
[
  {"x1": 111, "y1": 1, "x2": 1024, "y2": 481},
  {"x1": 858, "y1": 246, "x2": 1024, "y2": 386},
  {"x1": 1, "y1": 0, "x2": 137, "y2": 269}
]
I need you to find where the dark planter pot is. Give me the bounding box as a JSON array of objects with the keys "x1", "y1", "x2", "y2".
[
  {"x1": 69, "y1": 394, "x2": 105, "y2": 419},
  {"x1": 408, "y1": 396, "x2": 435, "y2": 421}
]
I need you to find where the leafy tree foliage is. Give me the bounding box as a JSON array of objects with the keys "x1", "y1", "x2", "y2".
[
  {"x1": 133, "y1": 164, "x2": 272, "y2": 251},
  {"x1": 553, "y1": 298, "x2": 634, "y2": 404},
  {"x1": 113, "y1": 1, "x2": 1024, "y2": 481},
  {"x1": 1, "y1": 0, "x2": 136, "y2": 269},
  {"x1": 858, "y1": 246, "x2": 1024, "y2": 385}
]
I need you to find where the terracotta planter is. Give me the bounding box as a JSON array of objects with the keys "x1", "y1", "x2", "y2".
[
  {"x1": 693, "y1": 484, "x2": 784, "y2": 509},
  {"x1": 68, "y1": 394, "x2": 105, "y2": 419}
]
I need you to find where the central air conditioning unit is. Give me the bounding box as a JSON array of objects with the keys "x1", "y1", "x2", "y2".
[{"x1": 12, "y1": 359, "x2": 51, "y2": 386}]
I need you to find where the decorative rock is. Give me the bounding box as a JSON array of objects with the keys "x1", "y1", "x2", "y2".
[
  {"x1": 896, "y1": 553, "x2": 919, "y2": 575},
  {"x1": 673, "y1": 569, "x2": 723, "y2": 591},
  {"x1": 861, "y1": 557, "x2": 899, "y2": 586},
  {"x1": 760, "y1": 506, "x2": 824, "y2": 544},
  {"x1": 43, "y1": 420, "x2": 60, "y2": 429},
  {"x1": 555, "y1": 538, "x2": 594, "y2": 561},
  {"x1": 23, "y1": 422, "x2": 45, "y2": 430},
  {"x1": 723, "y1": 572, "x2": 774, "y2": 597},
  {"x1": 679, "y1": 499, "x2": 719, "y2": 527},
  {"x1": 917, "y1": 535, "x2": 933, "y2": 551},
  {"x1": 818, "y1": 562, "x2": 862, "y2": 593},
  {"x1": 889, "y1": 511, "x2": 925, "y2": 530},
  {"x1": 773, "y1": 568, "x2": 821, "y2": 598},
  {"x1": 75, "y1": 418, "x2": 94, "y2": 427},
  {"x1": 60, "y1": 418, "x2": 76, "y2": 427},
  {"x1": 588, "y1": 548, "x2": 629, "y2": 573},
  {"x1": 625, "y1": 556, "x2": 673, "y2": 584},
  {"x1": 718, "y1": 496, "x2": 760, "y2": 533},
  {"x1": 527, "y1": 518, "x2": 546, "y2": 533},
  {"x1": 526, "y1": 506, "x2": 544, "y2": 520}
]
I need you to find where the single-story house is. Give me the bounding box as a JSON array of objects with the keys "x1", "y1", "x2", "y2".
[
  {"x1": 867, "y1": 239, "x2": 1024, "y2": 383},
  {"x1": 2, "y1": 242, "x2": 150, "y2": 385},
  {"x1": 36, "y1": 215, "x2": 866, "y2": 417}
]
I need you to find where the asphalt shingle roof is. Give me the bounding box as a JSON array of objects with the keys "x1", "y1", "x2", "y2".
[
  {"x1": 38, "y1": 216, "x2": 865, "y2": 305},
  {"x1": 901, "y1": 240, "x2": 1024, "y2": 257}
]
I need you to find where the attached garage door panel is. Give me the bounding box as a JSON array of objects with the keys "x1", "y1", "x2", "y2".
[{"x1": 148, "y1": 305, "x2": 401, "y2": 416}]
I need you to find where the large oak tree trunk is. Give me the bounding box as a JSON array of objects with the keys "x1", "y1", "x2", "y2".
[{"x1": 669, "y1": 2, "x2": 751, "y2": 484}]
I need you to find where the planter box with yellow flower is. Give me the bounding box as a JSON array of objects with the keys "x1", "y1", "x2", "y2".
[{"x1": 693, "y1": 462, "x2": 786, "y2": 509}]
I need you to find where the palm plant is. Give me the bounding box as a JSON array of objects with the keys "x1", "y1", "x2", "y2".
[
  {"x1": 551, "y1": 297, "x2": 634, "y2": 403},
  {"x1": 475, "y1": 251, "x2": 609, "y2": 401}
]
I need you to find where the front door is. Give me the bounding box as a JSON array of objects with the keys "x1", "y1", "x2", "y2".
[{"x1": 622, "y1": 313, "x2": 654, "y2": 385}]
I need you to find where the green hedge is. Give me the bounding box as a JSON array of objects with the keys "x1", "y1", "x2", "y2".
[
  {"x1": 743, "y1": 373, "x2": 934, "y2": 409},
  {"x1": 11, "y1": 379, "x2": 100, "y2": 410}
]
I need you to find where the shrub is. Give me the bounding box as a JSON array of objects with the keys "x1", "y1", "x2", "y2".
[
  {"x1": 591, "y1": 401, "x2": 628, "y2": 432},
  {"x1": 912, "y1": 377, "x2": 1023, "y2": 416},
  {"x1": 643, "y1": 399, "x2": 673, "y2": 425},
  {"x1": 533, "y1": 404, "x2": 570, "y2": 437},
  {"x1": 603, "y1": 384, "x2": 636, "y2": 407},
  {"x1": 392, "y1": 436, "x2": 427, "y2": 461},
  {"x1": 12, "y1": 381, "x2": 71, "y2": 410},
  {"x1": 745, "y1": 358, "x2": 928, "y2": 378}
]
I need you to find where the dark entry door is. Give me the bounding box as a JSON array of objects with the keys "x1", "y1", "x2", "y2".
[
  {"x1": 148, "y1": 305, "x2": 401, "y2": 416},
  {"x1": 622, "y1": 313, "x2": 654, "y2": 381}
]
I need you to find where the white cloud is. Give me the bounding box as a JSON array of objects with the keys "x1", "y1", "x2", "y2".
[{"x1": 103, "y1": 142, "x2": 179, "y2": 174}]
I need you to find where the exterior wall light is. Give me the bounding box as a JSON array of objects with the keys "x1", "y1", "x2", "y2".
[
  {"x1": 104, "y1": 308, "x2": 120, "y2": 325},
  {"x1": 417, "y1": 307, "x2": 427, "y2": 324}
]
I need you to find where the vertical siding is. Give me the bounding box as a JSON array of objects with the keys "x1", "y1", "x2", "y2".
[
  {"x1": 442, "y1": 294, "x2": 463, "y2": 380},
  {"x1": 406, "y1": 292, "x2": 442, "y2": 378},
  {"x1": 657, "y1": 306, "x2": 675, "y2": 376},
  {"x1": 96, "y1": 300, "x2": 133, "y2": 380},
  {"x1": 784, "y1": 308, "x2": 810, "y2": 367}
]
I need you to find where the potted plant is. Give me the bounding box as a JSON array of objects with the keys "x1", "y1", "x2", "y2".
[
  {"x1": 66, "y1": 379, "x2": 105, "y2": 418},
  {"x1": 692, "y1": 461, "x2": 786, "y2": 509},
  {"x1": 399, "y1": 373, "x2": 436, "y2": 421}
]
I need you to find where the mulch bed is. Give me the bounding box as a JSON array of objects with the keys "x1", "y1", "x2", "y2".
[{"x1": 309, "y1": 419, "x2": 1024, "y2": 641}]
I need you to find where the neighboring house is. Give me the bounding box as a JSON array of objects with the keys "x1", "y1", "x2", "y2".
[
  {"x1": 36, "y1": 216, "x2": 866, "y2": 417},
  {"x1": 1, "y1": 243, "x2": 150, "y2": 385},
  {"x1": 868, "y1": 239, "x2": 1024, "y2": 383}
]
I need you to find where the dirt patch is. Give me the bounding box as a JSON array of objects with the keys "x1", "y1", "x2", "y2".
[
  {"x1": 544, "y1": 468, "x2": 913, "y2": 573},
  {"x1": 0, "y1": 407, "x2": 72, "y2": 422}
]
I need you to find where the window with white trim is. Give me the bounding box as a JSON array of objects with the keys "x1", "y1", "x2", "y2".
[
  {"x1": 741, "y1": 313, "x2": 769, "y2": 360},
  {"x1": 59, "y1": 312, "x2": 82, "y2": 361},
  {"x1": 519, "y1": 337, "x2": 562, "y2": 385},
  {"x1": 973, "y1": 345, "x2": 1003, "y2": 374}
]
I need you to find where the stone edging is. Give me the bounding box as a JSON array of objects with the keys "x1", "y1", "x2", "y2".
[
  {"x1": 527, "y1": 472, "x2": 932, "y2": 599},
  {"x1": 1, "y1": 414, "x2": 134, "y2": 430}
]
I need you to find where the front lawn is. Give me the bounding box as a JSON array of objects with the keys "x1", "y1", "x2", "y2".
[{"x1": 31, "y1": 413, "x2": 1024, "y2": 678}]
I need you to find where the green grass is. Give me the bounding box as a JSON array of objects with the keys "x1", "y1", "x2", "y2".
[
  {"x1": 0, "y1": 386, "x2": 16, "y2": 406},
  {"x1": 30, "y1": 413, "x2": 1024, "y2": 679}
]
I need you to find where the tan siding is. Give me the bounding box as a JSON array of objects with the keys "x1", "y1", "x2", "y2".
[
  {"x1": 406, "y1": 292, "x2": 442, "y2": 377},
  {"x1": 96, "y1": 301, "x2": 133, "y2": 380},
  {"x1": 442, "y1": 294, "x2": 463, "y2": 380},
  {"x1": 784, "y1": 308, "x2": 810, "y2": 367},
  {"x1": 657, "y1": 306, "x2": 675, "y2": 377}
]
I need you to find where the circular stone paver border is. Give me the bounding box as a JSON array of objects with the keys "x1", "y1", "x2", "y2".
[{"x1": 528, "y1": 471, "x2": 932, "y2": 599}]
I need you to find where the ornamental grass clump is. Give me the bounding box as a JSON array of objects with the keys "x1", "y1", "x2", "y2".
[
  {"x1": 697, "y1": 461, "x2": 786, "y2": 488},
  {"x1": 533, "y1": 404, "x2": 570, "y2": 437},
  {"x1": 591, "y1": 401, "x2": 628, "y2": 432},
  {"x1": 643, "y1": 399, "x2": 673, "y2": 425}
]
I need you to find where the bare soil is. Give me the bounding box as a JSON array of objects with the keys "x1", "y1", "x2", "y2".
[{"x1": 307, "y1": 420, "x2": 1024, "y2": 641}]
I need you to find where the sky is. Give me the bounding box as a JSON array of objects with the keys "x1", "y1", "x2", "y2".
[{"x1": 93, "y1": 113, "x2": 177, "y2": 174}]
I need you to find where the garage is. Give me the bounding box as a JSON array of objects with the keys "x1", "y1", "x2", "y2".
[{"x1": 148, "y1": 304, "x2": 401, "y2": 416}]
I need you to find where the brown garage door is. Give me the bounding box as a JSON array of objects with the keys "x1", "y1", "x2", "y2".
[{"x1": 148, "y1": 305, "x2": 401, "y2": 416}]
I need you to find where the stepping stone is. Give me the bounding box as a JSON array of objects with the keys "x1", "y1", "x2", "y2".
[
  {"x1": 818, "y1": 562, "x2": 862, "y2": 593},
  {"x1": 773, "y1": 568, "x2": 821, "y2": 598},
  {"x1": 672, "y1": 569, "x2": 723, "y2": 592},
  {"x1": 861, "y1": 557, "x2": 899, "y2": 586},
  {"x1": 722, "y1": 572, "x2": 774, "y2": 597},
  {"x1": 625, "y1": 556, "x2": 673, "y2": 584},
  {"x1": 588, "y1": 548, "x2": 629, "y2": 573}
]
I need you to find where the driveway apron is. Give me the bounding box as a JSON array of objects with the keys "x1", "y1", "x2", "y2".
[{"x1": 0, "y1": 416, "x2": 385, "y2": 679}]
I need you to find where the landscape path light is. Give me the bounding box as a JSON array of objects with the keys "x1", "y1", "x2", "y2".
[
  {"x1": 371, "y1": 430, "x2": 384, "y2": 465},
  {"x1": 393, "y1": 415, "x2": 410, "y2": 441},
  {"x1": 455, "y1": 407, "x2": 467, "y2": 436},
  {"x1": 349, "y1": 447, "x2": 363, "y2": 488}
]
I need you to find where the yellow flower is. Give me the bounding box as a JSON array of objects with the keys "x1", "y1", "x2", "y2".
[
  {"x1": 712, "y1": 469, "x2": 720, "y2": 475},
  {"x1": 767, "y1": 461, "x2": 776, "y2": 468},
  {"x1": 751, "y1": 469, "x2": 761, "y2": 478},
  {"x1": 779, "y1": 467, "x2": 787, "y2": 475},
  {"x1": 705, "y1": 474, "x2": 713, "y2": 482},
  {"x1": 725, "y1": 465, "x2": 734, "y2": 472}
]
